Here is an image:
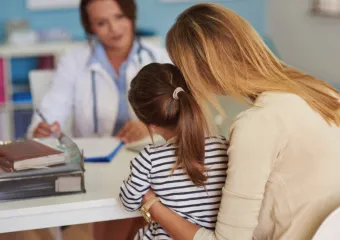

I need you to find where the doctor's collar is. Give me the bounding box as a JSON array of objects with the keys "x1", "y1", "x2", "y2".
[{"x1": 87, "y1": 40, "x2": 140, "y2": 67}]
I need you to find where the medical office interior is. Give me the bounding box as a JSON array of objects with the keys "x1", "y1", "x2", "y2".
[{"x1": 0, "y1": 0, "x2": 339, "y2": 239}]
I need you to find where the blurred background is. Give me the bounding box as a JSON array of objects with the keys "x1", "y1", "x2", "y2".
[
  {"x1": 0, "y1": 0, "x2": 339, "y2": 142},
  {"x1": 0, "y1": 0, "x2": 339, "y2": 239},
  {"x1": 0, "y1": 0, "x2": 270, "y2": 141}
]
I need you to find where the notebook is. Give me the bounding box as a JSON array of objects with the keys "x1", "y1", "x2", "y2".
[{"x1": 0, "y1": 139, "x2": 65, "y2": 171}]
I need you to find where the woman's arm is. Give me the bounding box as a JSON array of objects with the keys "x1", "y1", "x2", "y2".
[
  {"x1": 151, "y1": 201, "x2": 200, "y2": 239},
  {"x1": 146, "y1": 111, "x2": 281, "y2": 240},
  {"x1": 27, "y1": 49, "x2": 77, "y2": 137},
  {"x1": 142, "y1": 190, "x2": 199, "y2": 240}
]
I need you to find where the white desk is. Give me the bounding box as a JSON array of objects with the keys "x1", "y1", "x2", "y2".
[{"x1": 0, "y1": 138, "x2": 141, "y2": 233}]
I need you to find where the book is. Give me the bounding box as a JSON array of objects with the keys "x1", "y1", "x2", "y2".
[
  {"x1": 0, "y1": 135, "x2": 86, "y2": 201},
  {"x1": 0, "y1": 171, "x2": 85, "y2": 201},
  {"x1": 0, "y1": 136, "x2": 84, "y2": 179},
  {"x1": 0, "y1": 139, "x2": 65, "y2": 171}
]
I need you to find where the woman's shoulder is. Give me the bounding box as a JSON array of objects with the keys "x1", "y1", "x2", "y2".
[
  {"x1": 256, "y1": 91, "x2": 307, "y2": 108},
  {"x1": 239, "y1": 92, "x2": 307, "y2": 119},
  {"x1": 231, "y1": 92, "x2": 294, "y2": 135},
  {"x1": 230, "y1": 91, "x2": 325, "y2": 139}
]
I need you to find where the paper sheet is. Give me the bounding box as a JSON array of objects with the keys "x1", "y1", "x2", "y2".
[{"x1": 73, "y1": 138, "x2": 121, "y2": 158}]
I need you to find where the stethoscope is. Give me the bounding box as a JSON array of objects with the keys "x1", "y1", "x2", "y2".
[{"x1": 91, "y1": 38, "x2": 156, "y2": 134}]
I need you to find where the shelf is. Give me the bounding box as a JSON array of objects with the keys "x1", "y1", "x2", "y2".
[
  {"x1": 0, "y1": 41, "x2": 86, "y2": 58},
  {"x1": 0, "y1": 36, "x2": 162, "y2": 140},
  {"x1": 0, "y1": 36, "x2": 162, "y2": 58},
  {"x1": 12, "y1": 103, "x2": 33, "y2": 110},
  {"x1": 0, "y1": 102, "x2": 33, "y2": 111}
]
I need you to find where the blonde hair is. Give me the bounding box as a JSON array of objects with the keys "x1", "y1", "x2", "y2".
[{"x1": 166, "y1": 3, "x2": 340, "y2": 126}]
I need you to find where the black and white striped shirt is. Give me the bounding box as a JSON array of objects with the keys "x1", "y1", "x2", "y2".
[{"x1": 120, "y1": 136, "x2": 229, "y2": 240}]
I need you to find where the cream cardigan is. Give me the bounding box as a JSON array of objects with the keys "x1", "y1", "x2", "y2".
[{"x1": 195, "y1": 92, "x2": 340, "y2": 240}]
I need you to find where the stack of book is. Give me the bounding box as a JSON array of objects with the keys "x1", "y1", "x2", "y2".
[{"x1": 0, "y1": 135, "x2": 85, "y2": 201}]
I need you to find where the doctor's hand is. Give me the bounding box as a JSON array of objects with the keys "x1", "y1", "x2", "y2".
[
  {"x1": 116, "y1": 121, "x2": 149, "y2": 143},
  {"x1": 33, "y1": 121, "x2": 61, "y2": 138}
]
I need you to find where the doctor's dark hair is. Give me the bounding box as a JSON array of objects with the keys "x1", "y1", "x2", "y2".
[
  {"x1": 80, "y1": 0, "x2": 137, "y2": 35},
  {"x1": 129, "y1": 63, "x2": 210, "y2": 187}
]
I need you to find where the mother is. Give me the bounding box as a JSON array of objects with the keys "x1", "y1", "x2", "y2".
[{"x1": 142, "y1": 3, "x2": 340, "y2": 240}]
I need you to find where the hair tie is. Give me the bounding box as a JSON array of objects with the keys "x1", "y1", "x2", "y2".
[{"x1": 173, "y1": 87, "x2": 185, "y2": 100}]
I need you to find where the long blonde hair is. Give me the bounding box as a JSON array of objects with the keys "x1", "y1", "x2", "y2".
[{"x1": 166, "y1": 3, "x2": 340, "y2": 126}]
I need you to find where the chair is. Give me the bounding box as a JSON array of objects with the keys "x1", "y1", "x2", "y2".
[
  {"x1": 312, "y1": 207, "x2": 340, "y2": 240},
  {"x1": 29, "y1": 70, "x2": 73, "y2": 136}
]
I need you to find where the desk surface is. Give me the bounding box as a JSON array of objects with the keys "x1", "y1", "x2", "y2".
[{"x1": 0, "y1": 138, "x2": 141, "y2": 233}]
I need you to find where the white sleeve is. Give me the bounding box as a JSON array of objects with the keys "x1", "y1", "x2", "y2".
[
  {"x1": 159, "y1": 48, "x2": 172, "y2": 64},
  {"x1": 194, "y1": 111, "x2": 283, "y2": 240},
  {"x1": 142, "y1": 40, "x2": 172, "y2": 64},
  {"x1": 27, "y1": 51, "x2": 77, "y2": 137}
]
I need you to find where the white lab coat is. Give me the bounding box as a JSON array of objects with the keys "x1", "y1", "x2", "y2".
[{"x1": 28, "y1": 40, "x2": 170, "y2": 137}]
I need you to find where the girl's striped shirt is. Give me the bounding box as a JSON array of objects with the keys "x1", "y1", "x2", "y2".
[{"x1": 120, "y1": 136, "x2": 229, "y2": 240}]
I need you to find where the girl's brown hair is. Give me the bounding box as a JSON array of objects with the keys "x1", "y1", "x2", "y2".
[
  {"x1": 80, "y1": 0, "x2": 137, "y2": 35},
  {"x1": 129, "y1": 63, "x2": 209, "y2": 187},
  {"x1": 166, "y1": 3, "x2": 340, "y2": 126}
]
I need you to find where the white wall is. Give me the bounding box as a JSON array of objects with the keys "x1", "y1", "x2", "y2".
[{"x1": 267, "y1": 0, "x2": 340, "y2": 87}]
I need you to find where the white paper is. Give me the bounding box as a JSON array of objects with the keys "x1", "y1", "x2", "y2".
[
  {"x1": 73, "y1": 138, "x2": 121, "y2": 158},
  {"x1": 55, "y1": 176, "x2": 81, "y2": 192}
]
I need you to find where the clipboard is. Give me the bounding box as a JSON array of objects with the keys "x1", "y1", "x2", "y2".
[
  {"x1": 84, "y1": 141, "x2": 125, "y2": 162},
  {"x1": 73, "y1": 138, "x2": 125, "y2": 163}
]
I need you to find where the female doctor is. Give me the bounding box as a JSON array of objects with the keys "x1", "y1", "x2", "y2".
[{"x1": 28, "y1": 0, "x2": 170, "y2": 143}]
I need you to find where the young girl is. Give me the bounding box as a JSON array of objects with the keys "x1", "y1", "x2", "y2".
[{"x1": 120, "y1": 63, "x2": 228, "y2": 239}]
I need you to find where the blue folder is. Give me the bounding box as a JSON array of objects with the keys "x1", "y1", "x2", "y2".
[{"x1": 84, "y1": 141, "x2": 125, "y2": 163}]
